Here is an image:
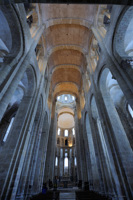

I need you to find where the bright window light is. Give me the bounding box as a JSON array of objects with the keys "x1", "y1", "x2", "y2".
[
  {"x1": 64, "y1": 157, "x2": 68, "y2": 167},
  {"x1": 65, "y1": 96, "x2": 68, "y2": 101},
  {"x1": 128, "y1": 104, "x2": 133, "y2": 118},
  {"x1": 64, "y1": 129, "x2": 68, "y2": 136},
  {"x1": 3, "y1": 117, "x2": 15, "y2": 142},
  {"x1": 72, "y1": 128, "x2": 75, "y2": 135},
  {"x1": 72, "y1": 96, "x2": 75, "y2": 100},
  {"x1": 55, "y1": 157, "x2": 58, "y2": 166},
  {"x1": 57, "y1": 96, "x2": 60, "y2": 100},
  {"x1": 58, "y1": 128, "x2": 60, "y2": 135},
  {"x1": 75, "y1": 157, "x2": 77, "y2": 166}
]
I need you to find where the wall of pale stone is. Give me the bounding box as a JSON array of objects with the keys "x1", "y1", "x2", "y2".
[
  {"x1": 0, "y1": 3, "x2": 133, "y2": 200},
  {"x1": 81, "y1": 5, "x2": 133, "y2": 199},
  {"x1": 0, "y1": 4, "x2": 51, "y2": 200}
]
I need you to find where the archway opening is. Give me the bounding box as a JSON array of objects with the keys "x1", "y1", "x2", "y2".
[{"x1": 54, "y1": 94, "x2": 77, "y2": 184}]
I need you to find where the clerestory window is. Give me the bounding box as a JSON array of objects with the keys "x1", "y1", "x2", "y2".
[{"x1": 64, "y1": 129, "x2": 68, "y2": 136}]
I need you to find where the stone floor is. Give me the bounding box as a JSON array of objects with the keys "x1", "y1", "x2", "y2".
[
  {"x1": 59, "y1": 191, "x2": 75, "y2": 200},
  {"x1": 59, "y1": 188, "x2": 77, "y2": 200}
]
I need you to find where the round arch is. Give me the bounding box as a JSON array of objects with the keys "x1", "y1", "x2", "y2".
[
  {"x1": 45, "y1": 18, "x2": 93, "y2": 30},
  {"x1": 53, "y1": 82, "x2": 79, "y2": 99},
  {"x1": 24, "y1": 65, "x2": 37, "y2": 96},
  {"x1": 99, "y1": 67, "x2": 133, "y2": 197},
  {"x1": 0, "y1": 5, "x2": 23, "y2": 65},
  {"x1": 47, "y1": 49, "x2": 87, "y2": 73},
  {"x1": 113, "y1": 6, "x2": 133, "y2": 62},
  {"x1": 47, "y1": 44, "x2": 88, "y2": 56}
]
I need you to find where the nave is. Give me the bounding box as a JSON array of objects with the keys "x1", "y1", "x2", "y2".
[
  {"x1": 30, "y1": 187, "x2": 111, "y2": 200},
  {"x1": 0, "y1": 1, "x2": 133, "y2": 200}
]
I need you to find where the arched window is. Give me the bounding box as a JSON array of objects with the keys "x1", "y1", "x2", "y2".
[
  {"x1": 65, "y1": 96, "x2": 68, "y2": 101},
  {"x1": 64, "y1": 157, "x2": 68, "y2": 168},
  {"x1": 72, "y1": 128, "x2": 75, "y2": 135},
  {"x1": 55, "y1": 157, "x2": 58, "y2": 166},
  {"x1": 57, "y1": 96, "x2": 60, "y2": 101},
  {"x1": 64, "y1": 129, "x2": 68, "y2": 136},
  {"x1": 58, "y1": 128, "x2": 60, "y2": 135},
  {"x1": 57, "y1": 94, "x2": 75, "y2": 103},
  {"x1": 75, "y1": 157, "x2": 77, "y2": 166},
  {"x1": 72, "y1": 96, "x2": 75, "y2": 101}
]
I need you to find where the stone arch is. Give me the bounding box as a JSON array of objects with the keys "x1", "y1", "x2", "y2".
[
  {"x1": 47, "y1": 49, "x2": 87, "y2": 74},
  {"x1": 52, "y1": 64, "x2": 82, "y2": 74},
  {"x1": 45, "y1": 23, "x2": 92, "y2": 56},
  {"x1": 47, "y1": 45, "x2": 87, "y2": 57},
  {"x1": 45, "y1": 18, "x2": 92, "y2": 30},
  {"x1": 53, "y1": 82, "x2": 79, "y2": 99},
  {"x1": 55, "y1": 91, "x2": 78, "y2": 100},
  {"x1": 99, "y1": 67, "x2": 133, "y2": 198},
  {"x1": 15, "y1": 65, "x2": 36, "y2": 115},
  {"x1": 0, "y1": 65, "x2": 36, "y2": 144},
  {"x1": 99, "y1": 67, "x2": 132, "y2": 146},
  {"x1": 0, "y1": 5, "x2": 23, "y2": 65},
  {"x1": 113, "y1": 6, "x2": 133, "y2": 62},
  {"x1": 105, "y1": 70, "x2": 133, "y2": 150},
  {"x1": 0, "y1": 65, "x2": 37, "y2": 199},
  {"x1": 51, "y1": 66, "x2": 82, "y2": 88}
]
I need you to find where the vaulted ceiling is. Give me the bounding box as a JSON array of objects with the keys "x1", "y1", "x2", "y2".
[
  {"x1": 57, "y1": 107, "x2": 75, "y2": 129},
  {"x1": 40, "y1": 4, "x2": 98, "y2": 98}
]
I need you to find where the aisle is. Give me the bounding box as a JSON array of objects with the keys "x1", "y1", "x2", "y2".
[{"x1": 59, "y1": 190, "x2": 75, "y2": 200}]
